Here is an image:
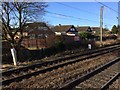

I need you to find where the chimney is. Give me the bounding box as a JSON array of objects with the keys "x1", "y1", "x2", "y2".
[{"x1": 59, "y1": 24, "x2": 61, "y2": 26}]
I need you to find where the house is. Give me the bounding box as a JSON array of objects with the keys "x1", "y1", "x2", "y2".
[
  {"x1": 91, "y1": 27, "x2": 110, "y2": 36},
  {"x1": 52, "y1": 24, "x2": 80, "y2": 43},
  {"x1": 22, "y1": 22, "x2": 55, "y2": 49},
  {"x1": 76, "y1": 26, "x2": 92, "y2": 33},
  {"x1": 76, "y1": 26, "x2": 104, "y2": 36},
  {"x1": 26, "y1": 22, "x2": 54, "y2": 39},
  {"x1": 103, "y1": 28, "x2": 111, "y2": 34},
  {"x1": 52, "y1": 24, "x2": 78, "y2": 36},
  {"x1": 91, "y1": 27, "x2": 100, "y2": 36}
]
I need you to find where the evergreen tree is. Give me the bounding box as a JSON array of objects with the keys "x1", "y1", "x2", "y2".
[
  {"x1": 117, "y1": 25, "x2": 120, "y2": 35},
  {"x1": 111, "y1": 25, "x2": 118, "y2": 34}
]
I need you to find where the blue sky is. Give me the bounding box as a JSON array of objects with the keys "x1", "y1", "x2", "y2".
[{"x1": 43, "y1": 2, "x2": 118, "y2": 30}]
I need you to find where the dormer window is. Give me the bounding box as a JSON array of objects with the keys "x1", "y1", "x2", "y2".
[
  {"x1": 70, "y1": 28, "x2": 75, "y2": 31},
  {"x1": 87, "y1": 27, "x2": 92, "y2": 32}
]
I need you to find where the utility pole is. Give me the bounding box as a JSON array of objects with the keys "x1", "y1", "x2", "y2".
[
  {"x1": 118, "y1": 1, "x2": 120, "y2": 34},
  {"x1": 100, "y1": 6, "x2": 104, "y2": 46}
]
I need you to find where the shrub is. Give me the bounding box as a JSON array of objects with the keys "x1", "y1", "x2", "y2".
[
  {"x1": 54, "y1": 41, "x2": 65, "y2": 51},
  {"x1": 78, "y1": 32, "x2": 93, "y2": 40}
]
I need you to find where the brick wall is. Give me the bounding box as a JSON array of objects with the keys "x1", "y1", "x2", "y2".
[{"x1": 22, "y1": 35, "x2": 55, "y2": 49}]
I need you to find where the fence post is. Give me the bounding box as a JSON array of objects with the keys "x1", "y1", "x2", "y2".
[
  {"x1": 88, "y1": 44, "x2": 92, "y2": 50},
  {"x1": 10, "y1": 48, "x2": 17, "y2": 66}
]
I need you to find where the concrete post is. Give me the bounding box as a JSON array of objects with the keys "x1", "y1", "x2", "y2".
[
  {"x1": 88, "y1": 44, "x2": 92, "y2": 50},
  {"x1": 11, "y1": 48, "x2": 17, "y2": 66}
]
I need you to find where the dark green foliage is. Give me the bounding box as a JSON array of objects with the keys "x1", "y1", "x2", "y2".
[
  {"x1": 111, "y1": 25, "x2": 118, "y2": 34},
  {"x1": 54, "y1": 41, "x2": 65, "y2": 51},
  {"x1": 118, "y1": 25, "x2": 120, "y2": 35},
  {"x1": 78, "y1": 32, "x2": 94, "y2": 40}
]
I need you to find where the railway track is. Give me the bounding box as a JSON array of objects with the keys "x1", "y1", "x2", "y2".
[
  {"x1": 109, "y1": 76, "x2": 120, "y2": 89},
  {"x1": 101, "y1": 72, "x2": 120, "y2": 90},
  {"x1": 58, "y1": 57, "x2": 120, "y2": 90},
  {"x1": 1, "y1": 44, "x2": 120, "y2": 86}
]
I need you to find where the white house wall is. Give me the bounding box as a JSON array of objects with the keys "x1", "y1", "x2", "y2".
[{"x1": 55, "y1": 32, "x2": 61, "y2": 35}]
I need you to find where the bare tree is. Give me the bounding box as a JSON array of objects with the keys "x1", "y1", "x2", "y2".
[{"x1": 2, "y1": 2, "x2": 47, "y2": 65}]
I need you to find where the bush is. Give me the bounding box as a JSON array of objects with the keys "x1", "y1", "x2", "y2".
[
  {"x1": 54, "y1": 41, "x2": 65, "y2": 51},
  {"x1": 78, "y1": 32, "x2": 94, "y2": 40}
]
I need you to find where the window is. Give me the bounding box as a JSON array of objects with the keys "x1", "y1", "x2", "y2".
[
  {"x1": 30, "y1": 34, "x2": 35, "y2": 39},
  {"x1": 43, "y1": 27, "x2": 48, "y2": 30},
  {"x1": 70, "y1": 28, "x2": 75, "y2": 31},
  {"x1": 38, "y1": 27, "x2": 48, "y2": 30},
  {"x1": 38, "y1": 34, "x2": 43, "y2": 38},
  {"x1": 87, "y1": 27, "x2": 92, "y2": 32}
]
